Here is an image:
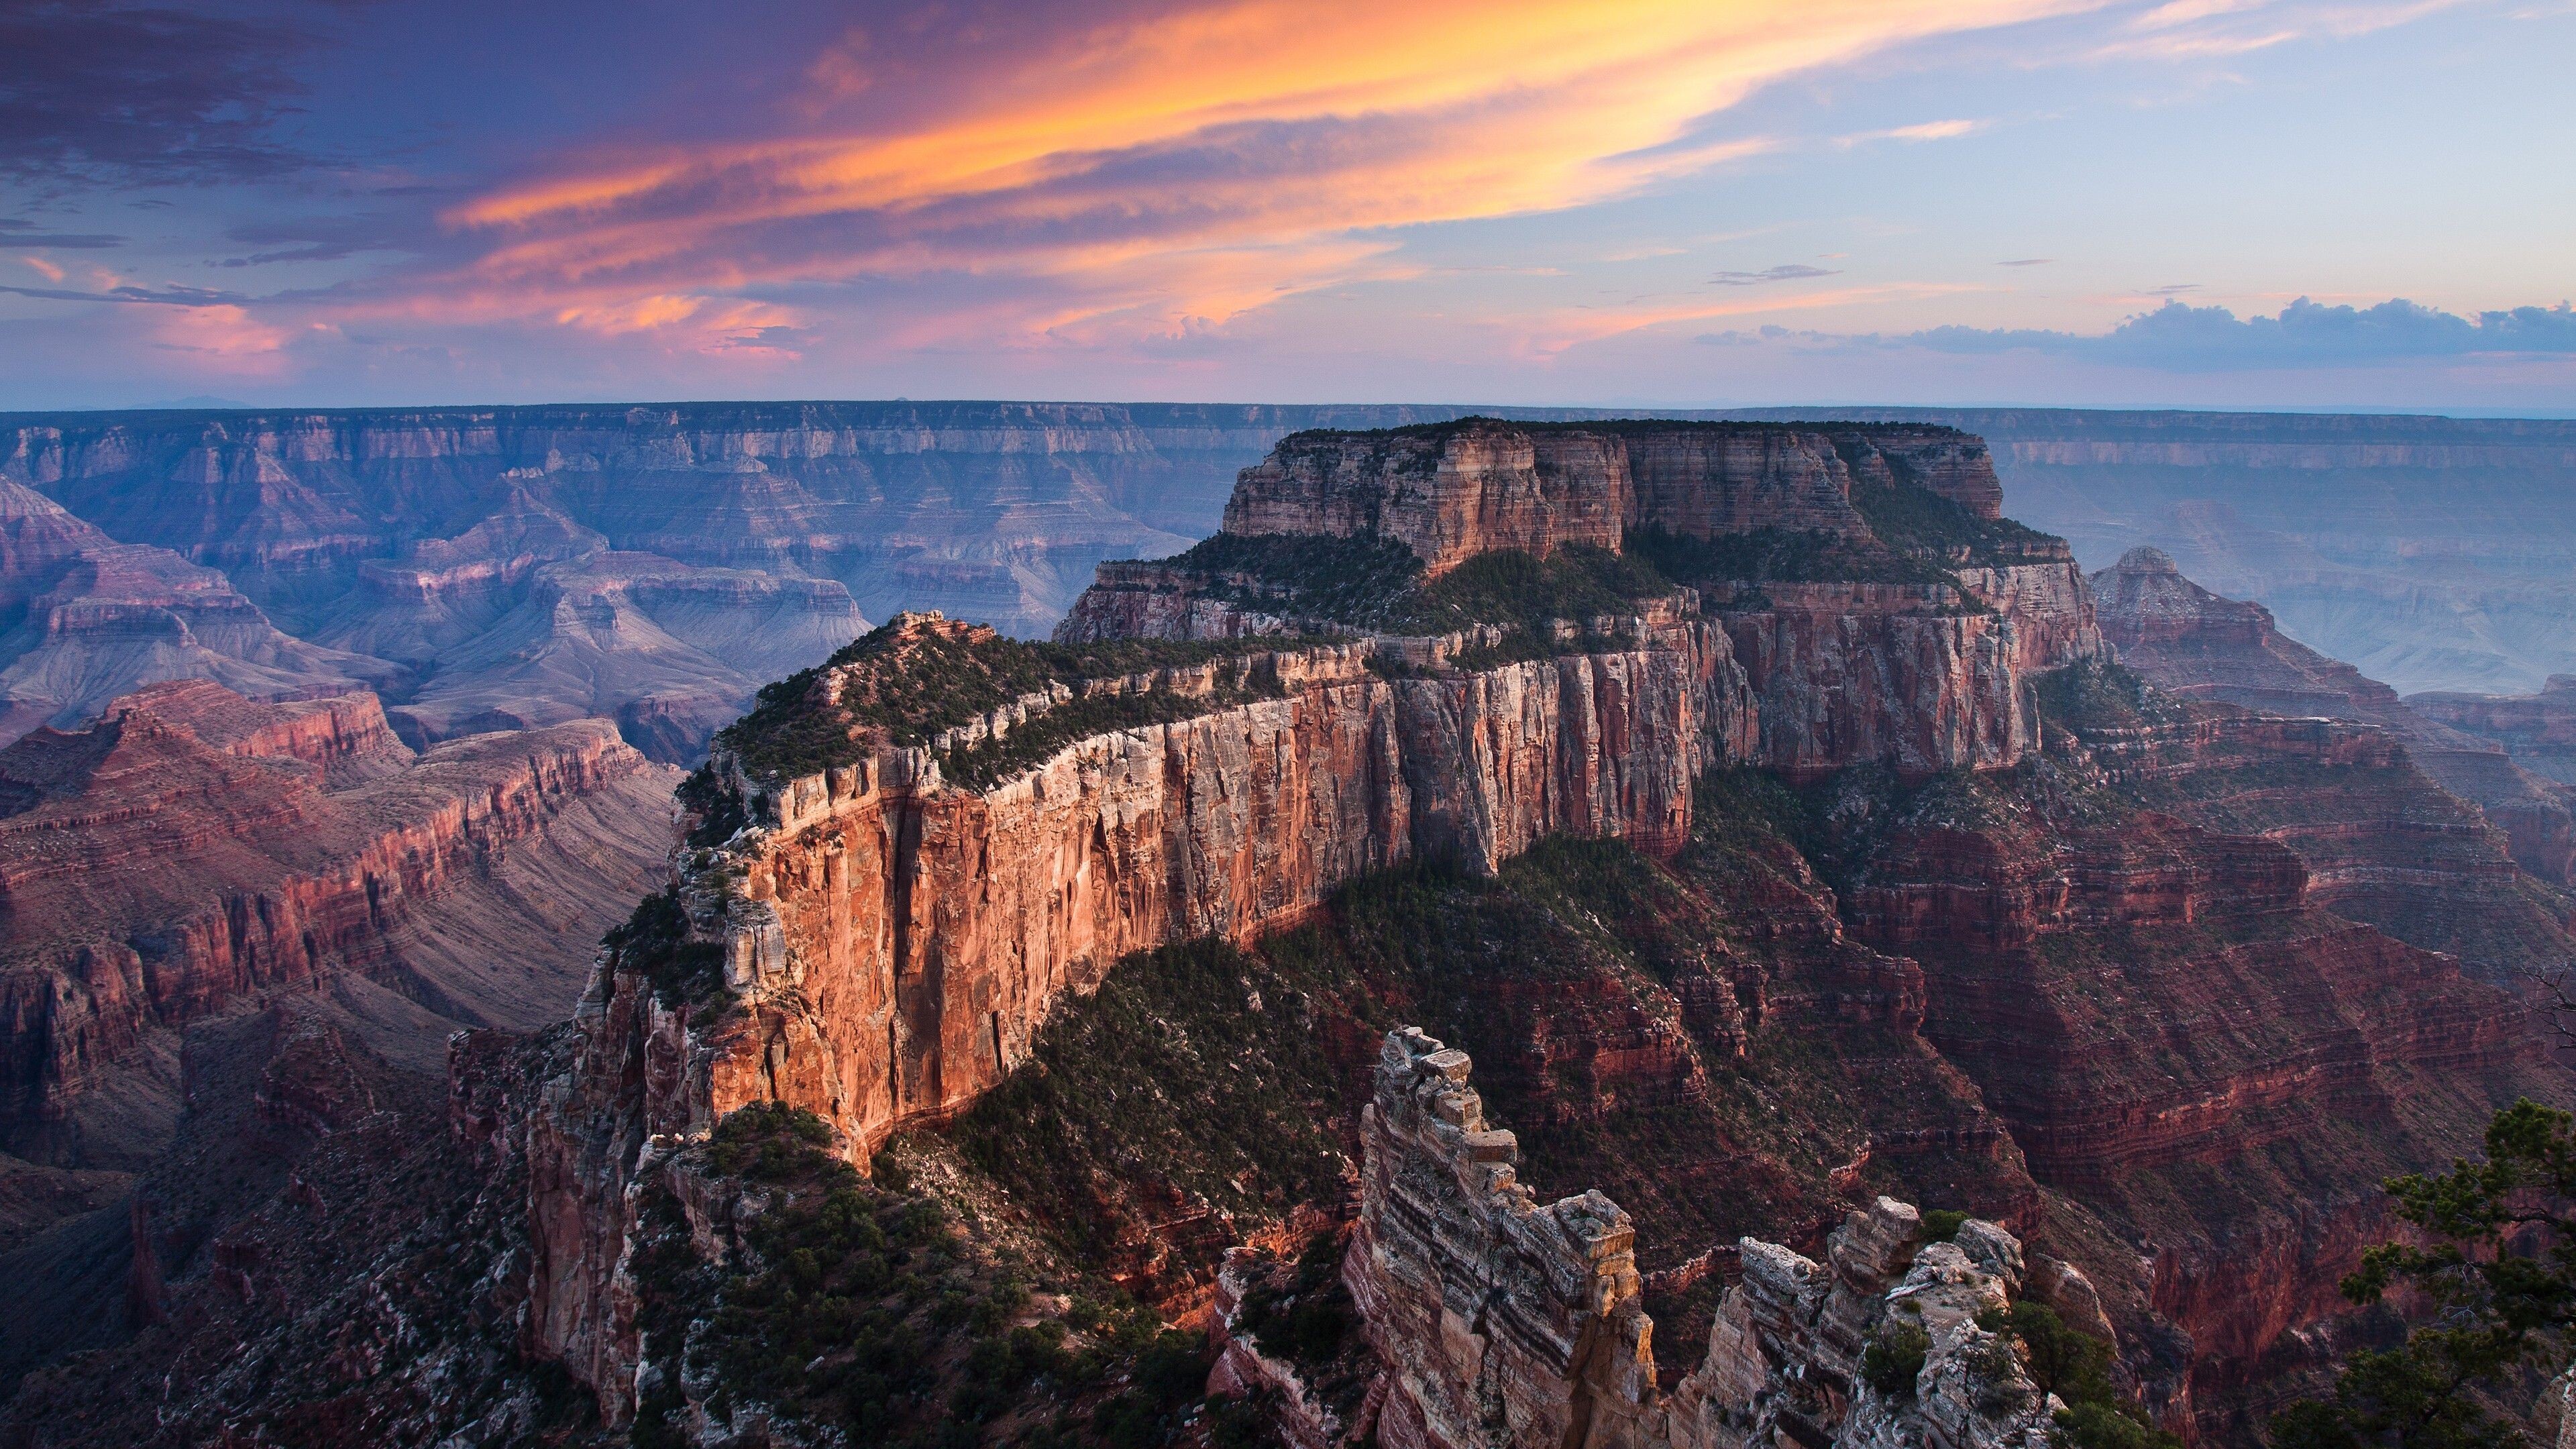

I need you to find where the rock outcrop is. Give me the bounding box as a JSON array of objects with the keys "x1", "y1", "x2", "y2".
[
  {"x1": 1742, "y1": 407, "x2": 2576, "y2": 696},
  {"x1": 1344, "y1": 1026, "x2": 2055, "y2": 1449},
  {"x1": 1217, "y1": 420, "x2": 2013, "y2": 577},
  {"x1": 523, "y1": 612, "x2": 1750, "y2": 1414},
  {"x1": 1224, "y1": 423, "x2": 1633, "y2": 576}
]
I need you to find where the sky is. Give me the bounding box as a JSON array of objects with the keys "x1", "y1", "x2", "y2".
[{"x1": 1, "y1": 0, "x2": 2570, "y2": 413}]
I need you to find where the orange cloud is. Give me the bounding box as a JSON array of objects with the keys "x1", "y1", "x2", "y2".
[
  {"x1": 152, "y1": 304, "x2": 292, "y2": 371},
  {"x1": 435, "y1": 0, "x2": 2094, "y2": 339}
]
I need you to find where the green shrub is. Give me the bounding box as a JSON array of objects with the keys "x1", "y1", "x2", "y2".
[
  {"x1": 1920, "y1": 1208, "x2": 1969, "y2": 1243},
  {"x1": 1863, "y1": 1320, "x2": 1932, "y2": 1397},
  {"x1": 602, "y1": 888, "x2": 727, "y2": 1009}
]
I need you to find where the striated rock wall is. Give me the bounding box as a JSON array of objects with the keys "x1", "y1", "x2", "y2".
[
  {"x1": 1347, "y1": 1026, "x2": 1662, "y2": 1449},
  {"x1": 1225, "y1": 423, "x2": 1633, "y2": 576},
  {"x1": 525, "y1": 627, "x2": 1754, "y2": 1417},
  {"x1": 0, "y1": 684, "x2": 676, "y2": 1159},
  {"x1": 1721, "y1": 575, "x2": 2061, "y2": 784},
  {"x1": 1051, "y1": 559, "x2": 1297, "y2": 644},
  {"x1": 1216, "y1": 420, "x2": 2008, "y2": 573}
]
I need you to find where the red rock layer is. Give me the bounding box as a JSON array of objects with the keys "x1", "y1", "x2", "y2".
[
  {"x1": 1224, "y1": 422, "x2": 1634, "y2": 576},
  {"x1": 1837, "y1": 736, "x2": 2562, "y2": 1436},
  {"x1": 0, "y1": 683, "x2": 674, "y2": 1157},
  {"x1": 2092, "y1": 545, "x2": 2576, "y2": 888}
]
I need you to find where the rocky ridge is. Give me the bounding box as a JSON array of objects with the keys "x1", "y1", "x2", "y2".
[
  {"x1": 1334, "y1": 1025, "x2": 2061, "y2": 1449},
  {"x1": 2093, "y1": 544, "x2": 2576, "y2": 888},
  {"x1": 0, "y1": 680, "x2": 680, "y2": 1167}
]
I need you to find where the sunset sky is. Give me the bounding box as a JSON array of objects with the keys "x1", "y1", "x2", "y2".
[{"x1": 2, "y1": 0, "x2": 2570, "y2": 411}]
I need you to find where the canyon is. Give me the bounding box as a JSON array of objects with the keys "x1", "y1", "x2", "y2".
[
  {"x1": 0, "y1": 410, "x2": 2567, "y2": 1448},
  {"x1": 0, "y1": 677, "x2": 680, "y2": 1396},
  {"x1": 492, "y1": 419, "x2": 2555, "y2": 1447},
  {"x1": 8, "y1": 405, "x2": 2567, "y2": 768}
]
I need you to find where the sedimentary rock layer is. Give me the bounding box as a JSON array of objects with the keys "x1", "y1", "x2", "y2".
[
  {"x1": 2093, "y1": 545, "x2": 2576, "y2": 887},
  {"x1": 1216, "y1": 420, "x2": 2010, "y2": 576},
  {"x1": 0, "y1": 681, "x2": 679, "y2": 1161}
]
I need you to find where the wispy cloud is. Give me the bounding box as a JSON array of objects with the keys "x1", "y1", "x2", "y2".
[
  {"x1": 1998, "y1": 257, "x2": 2055, "y2": 267},
  {"x1": 1837, "y1": 117, "x2": 1988, "y2": 145},
  {"x1": 0, "y1": 218, "x2": 123, "y2": 249},
  {"x1": 1712, "y1": 264, "x2": 1843, "y2": 285},
  {"x1": 426, "y1": 0, "x2": 2086, "y2": 339},
  {"x1": 0, "y1": 1, "x2": 323, "y2": 185},
  {"x1": 0, "y1": 280, "x2": 249, "y2": 305},
  {"x1": 2092, "y1": 0, "x2": 2472, "y2": 59}
]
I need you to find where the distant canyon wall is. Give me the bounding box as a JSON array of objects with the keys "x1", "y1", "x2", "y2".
[
  {"x1": 0, "y1": 402, "x2": 1500, "y2": 635},
  {"x1": 0, "y1": 683, "x2": 678, "y2": 1163}
]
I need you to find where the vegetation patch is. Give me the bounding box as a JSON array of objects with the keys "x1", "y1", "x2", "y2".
[
  {"x1": 1161, "y1": 531, "x2": 1430, "y2": 628},
  {"x1": 714, "y1": 614, "x2": 1313, "y2": 785},
  {"x1": 1228, "y1": 1232, "x2": 1374, "y2": 1425},
  {"x1": 1978, "y1": 1301, "x2": 2182, "y2": 1449},
  {"x1": 628, "y1": 1104, "x2": 1234, "y2": 1449},
  {"x1": 938, "y1": 682, "x2": 1283, "y2": 792},
  {"x1": 1627, "y1": 524, "x2": 1953, "y2": 590},
  {"x1": 1841, "y1": 458, "x2": 2053, "y2": 568},
  {"x1": 602, "y1": 886, "x2": 727, "y2": 1010},
  {"x1": 948, "y1": 934, "x2": 1370, "y2": 1279},
  {"x1": 2036, "y1": 659, "x2": 2192, "y2": 735}
]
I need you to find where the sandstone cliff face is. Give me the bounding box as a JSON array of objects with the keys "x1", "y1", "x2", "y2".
[
  {"x1": 1710, "y1": 550, "x2": 2100, "y2": 782},
  {"x1": 1719, "y1": 585, "x2": 2035, "y2": 782},
  {"x1": 1225, "y1": 423, "x2": 1633, "y2": 576},
  {"x1": 0, "y1": 682, "x2": 678, "y2": 1164},
  {"x1": 1215, "y1": 421, "x2": 2010, "y2": 576},
  {"x1": 718, "y1": 623, "x2": 1746, "y2": 1152},
  {"x1": 525, "y1": 621, "x2": 1752, "y2": 1415}
]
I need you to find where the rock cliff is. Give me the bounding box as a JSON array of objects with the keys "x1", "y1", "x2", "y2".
[
  {"x1": 1738, "y1": 408, "x2": 2576, "y2": 696},
  {"x1": 0, "y1": 681, "x2": 679, "y2": 1166},
  {"x1": 2092, "y1": 545, "x2": 2576, "y2": 906},
  {"x1": 522, "y1": 609, "x2": 1750, "y2": 1412},
  {"x1": 1341, "y1": 1026, "x2": 2058, "y2": 1449},
  {"x1": 1216, "y1": 420, "x2": 2012, "y2": 576}
]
